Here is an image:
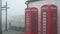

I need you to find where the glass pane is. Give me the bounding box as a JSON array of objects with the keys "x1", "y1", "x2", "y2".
[
  {"x1": 43, "y1": 12, "x2": 47, "y2": 15},
  {"x1": 51, "y1": 11, "x2": 57, "y2": 34},
  {"x1": 26, "y1": 13, "x2": 30, "y2": 32},
  {"x1": 43, "y1": 23, "x2": 46, "y2": 25},
  {"x1": 52, "y1": 13, "x2": 56, "y2": 16},
  {"x1": 43, "y1": 21, "x2": 46, "y2": 23},
  {"x1": 42, "y1": 12, "x2": 47, "y2": 34},
  {"x1": 32, "y1": 12, "x2": 37, "y2": 32},
  {"x1": 26, "y1": 24, "x2": 29, "y2": 31},
  {"x1": 43, "y1": 32, "x2": 46, "y2": 34},
  {"x1": 43, "y1": 15, "x2": 47, "y2": 17},
  {"x1": 26, "y1": 13, "x2": 30, "y2": 17},
  {"x1": 43, "y1": 28, "x2": 46, "y2": 30},
  {"x1": 43, "y1": 26, "x2": 46, "y2": 28},
  {"x1": 52, "y1": 17, "x2": 56, "y2": 20},
  {"x1": 26, "y1": 16, "x2": 29, "y2": 18},
  {"x1": 43, "y1": 18, "x2": 46, "y2": 21},
  {"x1": 26, "y1": 18, "x2": 29, "y2": 22},
  {"x1": 26, "y1": 17, "x2": 28, "y2": 19},
  {"x1": 43, "y1": 29, "x2": 46, "y2": 31}
]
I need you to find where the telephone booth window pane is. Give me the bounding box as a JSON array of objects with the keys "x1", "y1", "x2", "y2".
[
  {"x1": 51, "y1": 11, "x2": 56, "y2": 34},
  {"x1": 43, "y1": 30, "x2": 46, "y2": 34},
  {"x1": 26, "y1": 20, "x2": 29, "y2": 23},
  {"x1": 43, "y1": 20, "x2": 46, "y2": 23},
  {"x1": 32, "y1": 12, "x2": 37, "y2": 32},
  {"x1": 43, "y1": 15, "x2": 47, "y2": 17},
  {"x1": 43, "y1": 25, "x2": 46, "y2": 28},
  {"x1": 43, "y1": 29, "x2": 46, "y2": 31},
  {"x1": 43, "y1": 30, "x2": 46, "y2": 33},
  {"x1": 43, "y1": 12, "x2": 47, "y2": 15},
  {"x1": 43, "y1": 23, "x2": 46, "y2": 26},
  {"x1": 43, "y1": 32, "x2": 46, "y2": 34},
  {"x1": 26, "y1": 13, "x2": 30, "y2": 32},
  {"x1": 43, "y1": 18, "x2": 46, "y2": 21},
  {"x1": 42, "y1": 12, "x2": 47, "y2": 34},
  {"x1": 43, "y1": 28, "x2": 46, "y2": 31},
  {"x1": 26, "y1": 16, "x2": 29, "y2": 18},
  {"x1": 52, "y1": 17, "x2": 56, "y2": 20},
  {"x1": 26, "y1": 17, "x2": 29, "y2": 20},
  {"x1": 52, "y1": 12, "x2": 56, "y2": 17},
  {"x1": 26, "y1": 13, "x2": 30, "y2": 17}
]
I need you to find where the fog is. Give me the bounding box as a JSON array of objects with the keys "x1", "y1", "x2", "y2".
[
  {"x1": 2, "y1": 0, "x2": 27, "y2": 31},
  {"x1": 2, "y1": 0, "x2": 27, "y2": 20}
]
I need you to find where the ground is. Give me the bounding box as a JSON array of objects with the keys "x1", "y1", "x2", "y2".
[{"x1": 2, "y1": 29, "x2": 24, "y2": 34}]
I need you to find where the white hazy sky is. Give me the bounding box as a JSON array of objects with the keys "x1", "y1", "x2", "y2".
[
  {"x1": 2, "y1": 0, "x2": 27, "y2": 21},
  {"x1": 2, "y1": 0, "x2": 27, "y2": 17}
]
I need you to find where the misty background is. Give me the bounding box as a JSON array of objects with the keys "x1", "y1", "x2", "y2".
[{"x1": 2, "y1": 0, "x2": 27, "y2": 31}]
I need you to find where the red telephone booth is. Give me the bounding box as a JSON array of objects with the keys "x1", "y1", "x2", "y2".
[
  {"x1": 40, "y1": 4, "x2": 57, "y2": 34},
  {"x1": 25, "y1": 7, "x2": 38, "y2": 34},
  {"x1": 25, "y1": 8, "x2": 30, "y2": 34}
]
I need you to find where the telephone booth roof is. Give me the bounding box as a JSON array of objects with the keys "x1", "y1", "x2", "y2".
[{"x1": 41, "y1": 4, "x2": 57, "y2": 7}]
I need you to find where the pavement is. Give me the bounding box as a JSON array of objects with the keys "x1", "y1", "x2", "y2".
[{"x1": 2, "y1": 29, "x2": 24, "y2": 34}]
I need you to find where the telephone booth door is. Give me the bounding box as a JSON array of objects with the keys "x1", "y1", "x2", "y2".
[
  {"x1": 41, "y1": 5, "x2": 49, "y2": 34},
  {"x1": 25, "y1": 8, "x2": 31, "y2": 34},
  {"x1": 30, "y1": 7, "x2": 38, "y2": 34},
  {"x1": 41, "y1": 4, "x2": 57, "y2": 34},
  {"x1": 25, "y1": 7, "x2": 38, "y2": 34},
  {"x1": 50, "y1": 5, "x2": 57, "y2": 34}
]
